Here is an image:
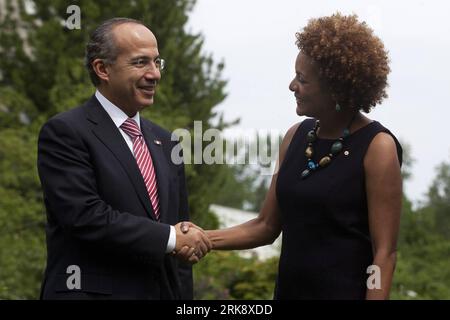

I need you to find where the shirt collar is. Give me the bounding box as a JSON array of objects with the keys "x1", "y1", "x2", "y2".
[{"x1": 95, "y1": 90, "x2": 140, "y2": 129}]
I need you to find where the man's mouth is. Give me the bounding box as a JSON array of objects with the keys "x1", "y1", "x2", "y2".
[{"x1": 139, "y1": 86, "x2": 155, "y2": 95}]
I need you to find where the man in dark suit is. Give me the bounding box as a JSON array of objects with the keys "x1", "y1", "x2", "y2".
[{"x1": 37, "y1": 18, "x2": 211, "y2": 299}]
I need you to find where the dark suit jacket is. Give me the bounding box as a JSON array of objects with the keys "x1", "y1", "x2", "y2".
[{"x1": 37, "y1": 95, "x2": 192, "y2": 299}]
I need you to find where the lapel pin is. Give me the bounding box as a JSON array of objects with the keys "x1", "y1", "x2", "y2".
[
  {"x1": 154, "y1": 139, "x2": 162, "y2": 145},
  {"x1": 344, "y1": 150, "x2": 350, "y2": 156}
]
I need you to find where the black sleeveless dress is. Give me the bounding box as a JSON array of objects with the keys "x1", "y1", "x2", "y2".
[{"x1": 275, "y1": 118, "x2": 402, "y2": 299}]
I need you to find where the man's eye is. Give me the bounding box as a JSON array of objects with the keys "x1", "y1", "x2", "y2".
[
  {"x1": 154, "y1": 58, "x2": 161, "y2": 66},
  {"x1": 133, "y1": 59, "x2": 147, "y2": 67}
]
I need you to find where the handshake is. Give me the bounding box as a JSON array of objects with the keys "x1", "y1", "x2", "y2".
[{"x1": 173, "y1": 221, "x2": 212, "y2": 264}]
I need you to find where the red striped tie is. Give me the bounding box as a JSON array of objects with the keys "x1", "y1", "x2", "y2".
[{"x1": 120, "y1": 118, "x2": 160, "y2": 220}]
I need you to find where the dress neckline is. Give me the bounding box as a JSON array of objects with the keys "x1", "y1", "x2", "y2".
[{"x1": 314, "y1": 120, "x2": 377, "y2": 142}]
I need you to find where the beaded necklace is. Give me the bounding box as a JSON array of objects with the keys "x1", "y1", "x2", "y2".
[{"x1": 301, "y1": 114, "x2": 357, "y2": 179}]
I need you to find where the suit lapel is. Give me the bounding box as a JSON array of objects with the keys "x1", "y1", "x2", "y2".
[
  {"x1": 84, "y1": 96, "x2": 157, "y2": 220},
  {"x1": 141, "y1": 121, "x2": 170, "y2": 224}
]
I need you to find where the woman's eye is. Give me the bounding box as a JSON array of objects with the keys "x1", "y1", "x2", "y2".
[{"x1": 297, "y1": 75, "x2": 308, "y2": 83}]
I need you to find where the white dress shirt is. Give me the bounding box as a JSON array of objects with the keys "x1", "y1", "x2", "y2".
[{"x1": 95, "y1": 90, "x2": 176, "y2": 253}]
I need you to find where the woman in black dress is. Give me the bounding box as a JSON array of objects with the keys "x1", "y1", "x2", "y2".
[{"x1": 186, "y1": 13, "x2": 403, "y2": 299}]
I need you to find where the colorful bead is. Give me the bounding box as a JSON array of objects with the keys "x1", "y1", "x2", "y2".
[
  {"x1": 307, "y1": 160, "x2": 317, "y2": 170},
  {"x1": 306, "y1": 130, "x2": 316, "y2": 143},
  {"x1": 305, "y1": 146, "x2": 314, "y2": 158},
  {"x1": 331, "y1": 141, "x2": 343, "y2": 154},
  {"x1": 319, "y1": 156, "x2": 331, "y2": 167},
  {"x1": 301, "y1": 169, "x2": 311, "y2": 179},
  {"x1": 343, "y1": 128, "x2": 350, "y2": 138}
]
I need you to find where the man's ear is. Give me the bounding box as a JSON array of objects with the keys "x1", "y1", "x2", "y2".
[{"x1": 92, "y1": 59, "x2": 110, "y2": 83}]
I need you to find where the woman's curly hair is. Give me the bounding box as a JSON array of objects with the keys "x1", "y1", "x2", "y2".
[{"x1": 296, "y1": 13, "x2": 390, "y2": 113}]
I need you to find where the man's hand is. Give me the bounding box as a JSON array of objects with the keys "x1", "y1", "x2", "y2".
[{"x1": 173, "y1": 221, "x2": 211, "y2": 264}]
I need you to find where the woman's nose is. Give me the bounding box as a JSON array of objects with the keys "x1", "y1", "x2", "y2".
[{"x1": 289, "y1": 79, "x2": 297, "y2": 92}]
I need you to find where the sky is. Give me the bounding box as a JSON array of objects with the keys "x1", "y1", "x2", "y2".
[{"x1": 186, "y1": 0, "x2": 450, "y2": 205}]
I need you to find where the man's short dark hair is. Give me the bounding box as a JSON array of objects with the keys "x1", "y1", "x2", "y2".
[{"x1": 85, "y1": 17, "x2": 146, "y2": 86}]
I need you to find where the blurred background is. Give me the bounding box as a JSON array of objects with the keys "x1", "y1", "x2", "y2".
[{"x1": 0, "y1": 0, "x2": 448, "y2": 299}]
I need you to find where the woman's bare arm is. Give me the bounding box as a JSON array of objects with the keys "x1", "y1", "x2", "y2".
[{"x1": 364, "y1": 132, "x2": 402, "y2": 299}]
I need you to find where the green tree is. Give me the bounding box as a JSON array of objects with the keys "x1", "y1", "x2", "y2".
[
  {"x1": 0, "y1": 0, "x2": 228, "y2": 298},
  {"x1": 426, "y1": 162, "x2": 450, "y2": 239},
  {"x1": 392, "y1": 155, "x2": 450, "y2": 299},
  {"x1": 193, "y1": 251, "x2": 278, "y2": 300}
]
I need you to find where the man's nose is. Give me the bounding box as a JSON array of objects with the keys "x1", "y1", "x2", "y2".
[{"x1": 144, "y1": 68, "x2": 161, "y2": 81}]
